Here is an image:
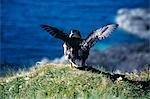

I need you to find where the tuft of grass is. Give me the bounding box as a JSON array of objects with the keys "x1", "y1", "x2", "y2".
[{"x1": 0, "y1": 64, "x2": 150, "y2": 99}]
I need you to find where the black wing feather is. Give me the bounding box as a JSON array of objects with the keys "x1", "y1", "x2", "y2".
[{"x1": 40, "y1": 24, "x2": 69, "y2": 42}]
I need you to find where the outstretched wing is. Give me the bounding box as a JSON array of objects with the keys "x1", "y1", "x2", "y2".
[
  {"x1": 81, "y1": 24, "x2": 118, "y2": 50},
  {"x1": 40, "y1": 24, "x2": 70, "y2": 42}
]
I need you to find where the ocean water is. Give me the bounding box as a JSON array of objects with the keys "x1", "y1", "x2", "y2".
[{"x1": 1, "y1": 0, "x2": 148, "y2": 69}]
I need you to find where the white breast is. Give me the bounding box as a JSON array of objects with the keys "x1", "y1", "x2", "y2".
[{"x1": 63, "y1": 43, "x2": 71, "y2": 60}]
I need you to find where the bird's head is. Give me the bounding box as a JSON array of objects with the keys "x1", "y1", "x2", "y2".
[{"x1": 69, "y1": 29, "x2": 81, "y2": 38}]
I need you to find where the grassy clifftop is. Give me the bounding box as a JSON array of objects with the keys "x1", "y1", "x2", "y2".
[{"x1": 0, "y1": 64, "x2": 150, "y2": 99}]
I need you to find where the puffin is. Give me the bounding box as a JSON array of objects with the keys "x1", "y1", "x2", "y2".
[{"x1": 40, "y1": 24, "x2": 118, "y2": 68}]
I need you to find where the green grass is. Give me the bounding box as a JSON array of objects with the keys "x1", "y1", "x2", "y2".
[{"x1": 0, "y1": 64, "x2": 150, "y2": 99}]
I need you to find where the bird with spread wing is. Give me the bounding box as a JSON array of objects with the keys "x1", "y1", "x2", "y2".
[{"x1": 40, "y1": 24, "x2": 118, "y2": 68}]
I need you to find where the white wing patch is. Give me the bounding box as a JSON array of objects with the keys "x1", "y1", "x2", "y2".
[{"x1": 95, "y1": 24, "x2": 118, "y2": 39}]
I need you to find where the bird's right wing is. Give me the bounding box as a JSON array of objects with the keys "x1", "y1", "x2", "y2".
[
  {"x1": 81, "y1": 24, "x2": 118, "y2": 50},
  {"x1": 40, "y1": 24, "x2": 70, "y2": 42}
]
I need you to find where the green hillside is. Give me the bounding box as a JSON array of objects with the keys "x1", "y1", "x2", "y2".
[{"x1": 0, "y1": 64, "x2": 150, "y2": 99}]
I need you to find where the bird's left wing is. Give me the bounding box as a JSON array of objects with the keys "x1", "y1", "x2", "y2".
[
  {"x1": 40, "y1": 24, "x2": 70, "y2": 42},
  {"x1": 81, "y1": 24, "x2": 118, "y2": 50}
]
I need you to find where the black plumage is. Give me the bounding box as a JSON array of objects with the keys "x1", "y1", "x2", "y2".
[{"x1": 40, "y1": 24, "x2": 118, "y2": 67}]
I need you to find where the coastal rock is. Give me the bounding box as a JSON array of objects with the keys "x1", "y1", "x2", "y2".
[
  {"x1": 87, "y1": 41, "x2": 150, "y2": 72},
  {"x1": 116, "y1": 8, "x2": 150, "y2": 40}
]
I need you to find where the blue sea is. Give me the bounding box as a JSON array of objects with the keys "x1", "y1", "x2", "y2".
[{"x1": 1, "y1": 0, "x2": 148, "y2": 70}]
